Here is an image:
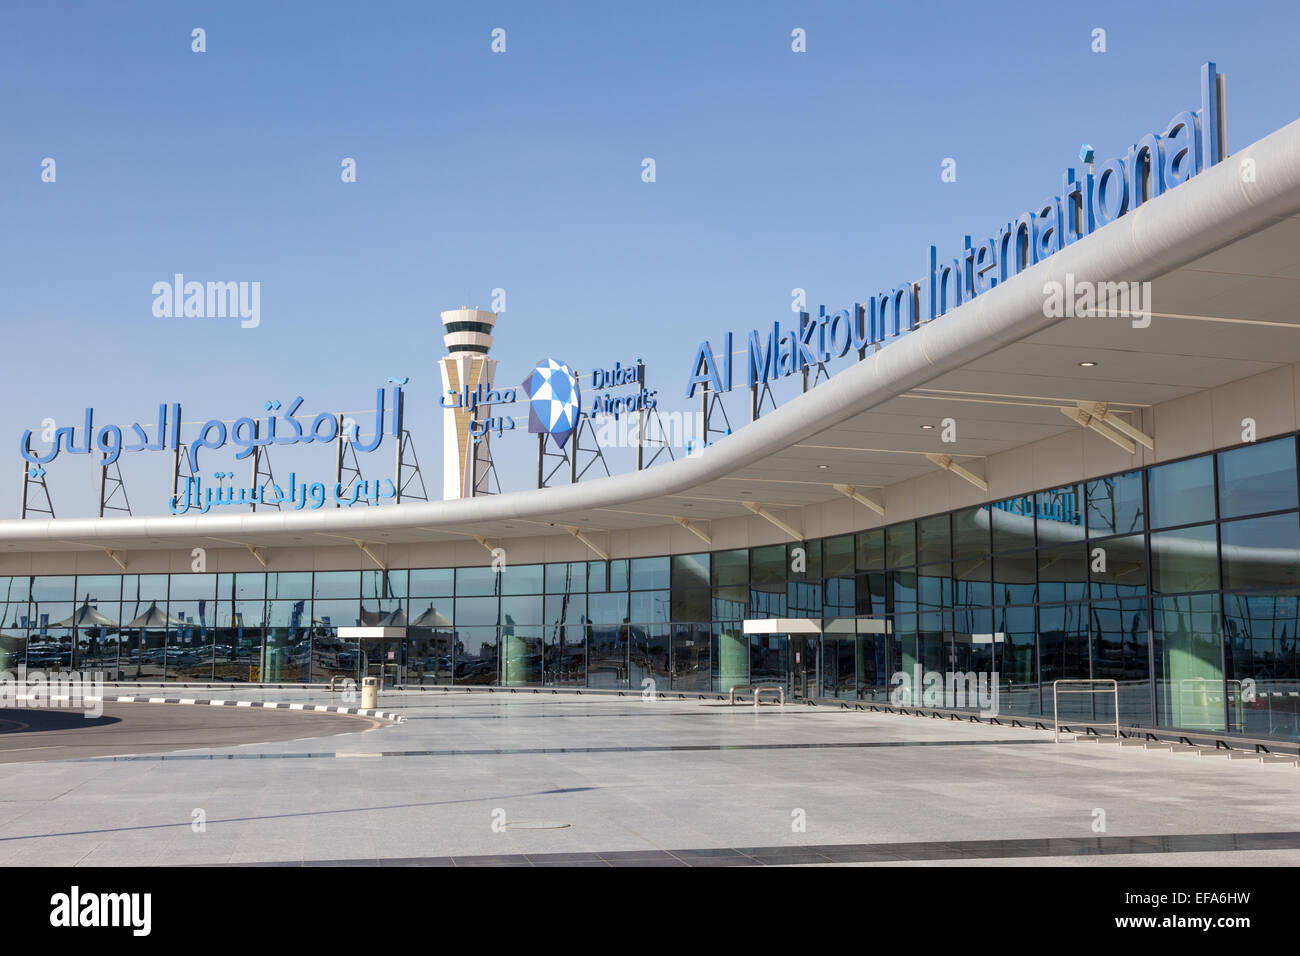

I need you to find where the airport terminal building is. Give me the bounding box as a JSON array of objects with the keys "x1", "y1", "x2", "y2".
[{"x1": 4, "y1": 64, "x2": 1300, "y2": 746}]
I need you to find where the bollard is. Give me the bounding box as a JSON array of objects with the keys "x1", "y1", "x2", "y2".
[{"x1": 360, "y1": 677, "x2": 378, "y2": 710}]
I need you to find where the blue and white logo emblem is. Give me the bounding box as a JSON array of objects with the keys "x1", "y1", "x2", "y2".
[{"x1": 521, "y1": 358, "x2": 582, "y2": 449}]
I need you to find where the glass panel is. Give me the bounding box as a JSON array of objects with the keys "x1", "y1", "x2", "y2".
[
  {"x1": 713, "y1": 622, "x2": 748, "y2": 692},
  {"x1": 31, "y1": 576, "x2": 75, "y2": 603},
  {"x1": 1089, "y1": 533, "x2": 1147, "y2": 599},
  {"x1": 362, "y1": 569, "x2": 408, "y2": 600},
  {"x1": 711, "y1": 549, "x2": 749, "y2": 587},
  {"x1": 455, "y1": 597, "x2": 498, "y2": 628},
  {"x1": 264, "y1": 600, "x2": 309, "y2": 682},
  {"x1": 712, "y1": 586, "x2": 748, "y2": 621},
  {"x1": 886, "y1": 523, "x2": 916, "y2": 568},
  {"x1": 1037, "y1": 542, "x2": 1087, "y2": 604},
  {"x1": 1149, "y1": 456, "x2": 1215, "y2": 529},
  {"x1": 410, "y1": 568, "x2": 454, "y2": 597},
  {"x1": 1037, "y1": 604, "x2": 1090, "y2": 717},
  {"x1": 501, "y1": 623, "x2": 543, "y2": 686},
  {"x1": 951, "y1": 506, "x2": 990, "y2": 561},
  {"x1": 990, "y1": 497, "x2": 1035, "y2": 552},
  {"x1": 749, "y1": 634, "x2": 788, "y2": 687},
  {"x1": 1223, "y1": 592, "x2": 1300, "y2": 739},
  {"x1": 750, "y1": 545, "x2": 786, "y2": 585},
  {"x1": 630, "y1": 557, "x2": 670, "y2": 591},
  {"x1": 166, "y1": 600, "x2": 216, "y2": 680},
  {"x1": 609, "y1": 560, "x2": 629, "y2": 592},
  {"x1": 1090, "y1": 598, "x2": 1152, "y2": 728},
  {"x1": 629, "y1": 590, "x2": 669, "y2": 623},
  {"x1": 1220, "y1": 513, "x2": 1300, "y2": 590},
  {"x1": 628, "y1": 623, "x2": 668, "y2": 691},
  {"x1": 1087, "y1": 470, "x2": 1145, "y2": 536},
  {"x1": 953, "y1": 558, "x2": 991, "y2": 608},
  {"x1": 671, "y1": 624, "x2": 710, "y2": 691},
  {"x1": 916, "y1": 516, "x2": 950, "y2": 566},
  {"x1": 587, "y1": 618, "x2": 628, "y2": 689},
  {"x1": 1035, "y1": 484, "x2": 1085, "y2": 541},
  {"x1": 997, "y1": 606, "x2": 1038, "y2": 715},
  {"x1": 267, "y1": 572, "x2": 311, "y2": 599},
  {"x1": 310, "y1": 598, "x2": 357, "y2": 630},
  {"x1": 1154, "y1": 593, "x2": 1224, "y2": 731},
  {"x1": 823, "y1": 535, "x2": 855, "y2": 577},
  {"x1": 671, "y1": 553, "x2": 709, "y2": 588},
  {"x1": 993, "y1": 552, "x2": 1036, "y2": 606},
  {"x1": 75, "y1": 575, "x2": 121, "y2": 604},
  {"x1": 790, "y1": 540, "x2": 820, "y2": 580},
  {"x1": 168, "y1": 573, "x2": 216, "y2": 602},
  {"x1": 855, "y1": 573, "x2": 887, "y2": 615},
  {"x1": 856, "y1": 529, "x2": 884, "y2": 571},
  {"x1": 456, "y1": 566, "x2": 500, "y2": 598},
  {"x1": 545, "y1": 562, "x2": 586, "y2": 594},
  {"x1": 588, "y1": 592, "x2": 628, "y2": 628},
  {"x1": 587, "y1": 561, "x2": 608, "y2": 593},
  {"x1": 1218, "y1": 437, "x2": 1298, "y2": 519},
  {"x1": 1150, "y1": 525, "x2": 1219, "y2": 594},
  {"x1": 454, "y1": 626, "x2": 498, "y2": 685},
  {"x1": 501, "y1": 595, "x2": 544, "y2": 626},
  {"x1": 671, "y1": 587, "x2": 709, "y2": 622},
  {"x1": 499, "y1": 564, "x2": 543, "y2": 596},
  {"x1": 545, "y1": 612, "x2": 587, "y2": 686},
  {"x1": 313, "y1": 571, "x2": 359, "y2": 600}
]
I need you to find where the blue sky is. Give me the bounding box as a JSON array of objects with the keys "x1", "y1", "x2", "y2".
[{"x1": 2, "y1": 0, "x2": 1298, "y2": 517}]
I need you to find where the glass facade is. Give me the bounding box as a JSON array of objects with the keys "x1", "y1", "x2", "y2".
[{"x1": 3, "y1": 436, "x2": 1299, "y2": 740}]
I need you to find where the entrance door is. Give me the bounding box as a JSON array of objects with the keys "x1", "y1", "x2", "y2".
[
  {"x1": 363, "y1": 639, "x2": 405, "y2": 687},
  {"x1": 788, "y1": 635, "x2": 820, "y2": 700}
]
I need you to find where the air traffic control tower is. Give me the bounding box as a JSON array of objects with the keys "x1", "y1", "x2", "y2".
[{"x1": 439, "y1": 307, "x2": 498, "y2": 499}]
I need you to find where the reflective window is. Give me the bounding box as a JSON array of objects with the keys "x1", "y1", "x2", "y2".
[
  {"x1": 1149, "y1": 456, "x2": 1215, "y2": 529},
  {"x1": 457, "y1": 566, "x2": 501, "y2": 597},
  {"x1": 1220, "y1": 512, "x2": 1300, "y2": 589},
  {"x1": 500, "y1": 564, "x2": 543, "y2": 596},
  {"x1": 856, "y1": 529, "x2": 884, "y2": 571},
  {"x1": 951, "y1": 506, "x2": 989, "y2": 561},
  {"x1": 410, "y1": 568, "x2": 453, "y2": 596},
  {"x1": 1088, "y1": 534, "x2": 1147, "y2": 599},
  {"x1": 886, "y1": 522, "x2": 916, "y2": 568},
  {"x1": 1087, "y1": 471, "x2": 1145, "y2": 536},
  {"x1": 1150, "y1": 525, "x2": 1219, "y2": 594},
  {"x1": 990, "y1": 496, "x2": 1035, "y2": 552},
  {"x1": 711, "y1": 549, "x2": 749, "y2": 587},
  {"x1": 916, "y1": 516, "x2": 950, "y2": 566},
  {"x1": 630, "y1": 557, "x2": 670, "y2": 590},
  {"x1": 1218, "y1": 437, "x2": 1298, "y2": 519}
]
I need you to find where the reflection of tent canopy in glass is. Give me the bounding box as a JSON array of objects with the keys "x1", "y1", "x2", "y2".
[
  {"x1": 410, "y1": 603, "x2": 452, "y2": 628},
  {"x1": 127, "y1": 601, "x2": 183, "y2": 629},
  {"x1": 56, "y1": 597, "x2": 117, "y2": 629},
  {"x1": 360, "y1": 606, "x2": 407, "y2": 628}
]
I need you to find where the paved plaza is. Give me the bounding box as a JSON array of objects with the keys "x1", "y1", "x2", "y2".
[{"x1": 0, "y1": 689, "x2": 1297, "y2": 866}]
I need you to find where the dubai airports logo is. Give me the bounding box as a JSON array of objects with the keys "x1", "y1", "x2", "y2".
[{"x1": 521, "y1": 358, "x2": 582, "y2": 448}]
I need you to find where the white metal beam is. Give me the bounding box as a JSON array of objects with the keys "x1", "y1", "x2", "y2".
[
  {"x1": 563, "y1": 526, "x2": 609, "y2": 561},
  {"x1": 924, "y1": 453, "x2": 989, "y2": 492},
  {"x1": 102, "y1": 548, "x2": 126, "y2": 571},
  {"x1": 245, "y1": 543, "x2": 268, "y2": 569},
  {"x1": 673, "y1": 515, "x2": 712, "y2": 546},
  {"x1": 1060, "y1": 405, "x2": 1137, "y2": 454},
  {"x1": 831, "y1": 483, "x2": 885, "y2": 517},
  {"x1": 353, "y1": 539, "x2": 386, "y2": 571},
  {"x1": 740, "y1": 500, "x2": 803, "y2": 542},
  {"x1": 1076, "y1": 401, "x2": 1154, "y2": 451}
]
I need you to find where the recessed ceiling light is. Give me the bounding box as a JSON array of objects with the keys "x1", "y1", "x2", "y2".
[
  {"x1": 817, "y1": 464, "x2": 829, "y2": 470},
  {"x1": 1079, "y1": 361, "x2": 1097, "y2": 367},
  {"x1": 920, "y1": 424, "x2": 935, "y2": 430}
]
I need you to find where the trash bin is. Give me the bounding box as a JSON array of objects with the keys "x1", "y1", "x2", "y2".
[{"x1": 361, "y1": 677, "x2": 378, "y2": 709}]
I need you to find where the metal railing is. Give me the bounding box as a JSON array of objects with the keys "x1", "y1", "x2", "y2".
[
  {"x1": 1053, "y1": 679, "x2": 1118, "y2": 742},
  {"x1": 728, "y1": 684, "x2": 785, "y2": 709}
]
